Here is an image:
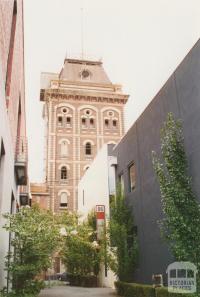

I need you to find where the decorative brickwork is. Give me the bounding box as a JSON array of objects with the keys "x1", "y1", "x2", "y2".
[{"x1": 40, "y1": 58, "x2": 128, "y2": 212}]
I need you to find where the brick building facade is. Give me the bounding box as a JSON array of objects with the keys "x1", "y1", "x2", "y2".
[
  {"x1": 40, "y1": 58, "x2": 128, "y2": 212},
  {"x1": 0, "y1": 0, "x2": 28, "y2": 289}
]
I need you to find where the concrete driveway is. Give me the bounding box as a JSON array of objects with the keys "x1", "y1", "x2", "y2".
[{"x1": 39, "y1": 286, "x2": 117, "y2": 297}]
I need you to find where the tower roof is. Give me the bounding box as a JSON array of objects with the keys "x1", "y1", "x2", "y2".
[{"x1": 59, "y1": 58, "x2": 111, "y2": 84}]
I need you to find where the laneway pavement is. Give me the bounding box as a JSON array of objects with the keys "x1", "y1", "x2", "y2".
[{"x1": 39, "y1": 285, "x2": 117, "y2": 297}]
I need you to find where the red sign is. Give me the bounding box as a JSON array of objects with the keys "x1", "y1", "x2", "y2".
[{"x1": 96, "y1": 205, "x2": 105, "y2": 220}]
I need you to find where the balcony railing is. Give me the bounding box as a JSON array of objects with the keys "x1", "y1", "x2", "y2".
[{"x1": 15, "y1": 137, "x2": 28, "y2": 186}]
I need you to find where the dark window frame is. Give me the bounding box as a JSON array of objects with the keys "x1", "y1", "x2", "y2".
[
  {"x1": 58, "y1": 116, "x2": 63, "y2": 124},
  {"x1": 128, "y1": 162, "x2": 136, "y2": 192},
  {"x1": 60, "y1": 192, "x2": 68, "y2": 207},
  {"x1": 85, "y1": 142, "x2": 92, "y2": 155},
  {"x1": 66, "y1": 117, "x2": 71, "y2": 124},
  {"x1": 105, "y1": 119, "x2": 109, "y2": 127},
  {"x1": 113, "y1": 119, "x2": 117, "y2": 127},
  {"x1": 61, "y1": 166, "x2": 67, "y2": 180}
]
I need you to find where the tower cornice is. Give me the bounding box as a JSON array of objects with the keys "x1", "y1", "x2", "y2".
[{"x1": 40, "y1": 89, "x2": 129, "y2": 104}]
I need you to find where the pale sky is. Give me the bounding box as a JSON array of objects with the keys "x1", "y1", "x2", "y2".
[{"x1": 24, "y1": 0, "x2": 200, "y2": 182}]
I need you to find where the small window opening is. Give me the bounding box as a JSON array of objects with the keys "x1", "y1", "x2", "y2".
[
  {"x1": 60, "y1": 192, "x2": 68, "y2": 207},
  {"x1": 58, "y1": 116, "x2": 63, "y2": 125},
  {"x1": 90, "y1": 118, "x2": 94, "y2": 126},
  {"x1": 105, "y1": 119, "x2": 109, "y2": 127},
  {"x1": 128, "y1": 163, "x2": 136, "y2": 191},
  {"x1": 61, "y1": 166, "x2": 67, "y2": 180},
  {"x1": 66, "y1": 117, "x2": 71, "y2": 124},
  {"x1": 113, "y1": 120, "x2": 117, "y2": 127},
  {"x1": 85, "y1": 142, "x2": 92, "y2": 155},
  {"x1": 82, "y1": 118, "x2": 86, "y2": 127}
]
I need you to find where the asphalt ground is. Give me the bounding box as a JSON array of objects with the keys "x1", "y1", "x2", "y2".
[{"x1": 39, "y1": 285, "x2": 117, "y2": 297}]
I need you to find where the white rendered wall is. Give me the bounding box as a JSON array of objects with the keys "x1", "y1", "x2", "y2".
[
  {"x1": 78, "y1": 144, "x2": 110, "y2": 220},
  {"x1": 78, "y1": 144, "x2": 117, "y2": 287},
  {"x1": 0, "y1": 61, "x2": 18, "y2": 289}
]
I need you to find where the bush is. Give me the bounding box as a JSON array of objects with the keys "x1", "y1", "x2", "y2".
[
  {"x1": 115, "y1": 281, "x2": 155, "y2": 297},
  {"x1": 125, "y1": 283, "x2": 155, "y2": 297},
  {"x1": 115, "y1": 281, "x2": 131, "y2": 296},
  {"x1": 68, "y1": 274, "x2": 97, "y2": 287},
  {"x1": 115, "y1": 282, "x2": 197, "y2": 297}
]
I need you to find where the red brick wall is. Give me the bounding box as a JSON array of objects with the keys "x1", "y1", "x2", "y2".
[{"x1": 0, "y1": 0, "x2": 26, "y2": 149}]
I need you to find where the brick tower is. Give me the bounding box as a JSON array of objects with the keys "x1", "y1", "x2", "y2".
[{"x1": 40, "y1": 57, "x2": 128, "y2": 212}]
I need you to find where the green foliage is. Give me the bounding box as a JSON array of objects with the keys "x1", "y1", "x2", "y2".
[
  {"x1": 61, "y1": 214, "x2": 102, "y2": 278},
  {"x1": 152, "y1": 113, "x2": 200, "y2": 274},
  {"x1": 109, "y1": 186, "x2": 138, "y2": 282},
  {"x1": 115, "y1": 282, "x2": 195, "y2": 297},
  {"x1": 3, "y1": 205, "x2": 60, "y2": 297},
  {"x1": 67, "y1": 274, "x2": 97, "y2": 287},
  {"x1": 115, "y1": 281, "x2": 155, "y2": 297}
]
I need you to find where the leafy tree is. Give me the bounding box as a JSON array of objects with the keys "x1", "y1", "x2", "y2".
[
  {"x1": 109, "y1": 186, "x2": 138, "y2": 282},
  {"x1": 152, "y1": 113, "x2": 200, "y2": 275},
  {"x1": 61, "y1": 213, "x2": 102, "y2": 277},
  {"x1": 3, "y1": 205, "x2": 60, "y2": 297}
]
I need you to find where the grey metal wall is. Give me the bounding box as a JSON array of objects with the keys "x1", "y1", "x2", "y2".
[{"x1": 113, "y1": 39, "x2": 200, "y2": 284}]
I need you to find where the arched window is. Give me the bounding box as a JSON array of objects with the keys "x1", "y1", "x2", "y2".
[
  {"x1": 61, "y1": 166, "x2": 67, "y2": 180},
  {"x1": 60, "y1": 192, "x2": 68, "y2": 207},
  {"x1": 85, "y1": 142, "x2": 92, "y2": 155},
  {"x1": 61, "y1": 141, "x2": 68, "y2": 156}
]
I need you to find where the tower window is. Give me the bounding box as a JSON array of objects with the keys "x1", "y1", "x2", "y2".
[
  {"x1": 108, "y1": 111, "x2": 114, "y2": 116},
  {"x1": 90, "y1": 118, "x2": 94, "y2": 127},
  {"x1": 61, "y1": 166, "x2": 67, "y2": 180},
  {"x1": 113, "y1": 120, "x2": 117, "y2": 127},
  {"x1": 86, "y1": 110, "x2": 91, "y2": 115},
  {"x1": 82, "y1": 118, "x2": 86, "y2": 127},
  {"x1": 61, "y1": 141, "x2": 68, "y2": 156},
  {"x1": 85, "y1": 142, "x2": 92, "y2": 155},
  {"x1": 105, "y1": 119, "x2": 109, "y2": 127},
  {"x1": 58, "y1": 116, "x2": 63, "y2": 125},
  {"x1": 60, "y1": 192, "x2": 68, "y2": 207},
  {"x1": 66, "y1": 117, "x2": 71, "y2": 125},
  {"x1": 81, "y1": 70, "x2": 90, "y2": 79}
]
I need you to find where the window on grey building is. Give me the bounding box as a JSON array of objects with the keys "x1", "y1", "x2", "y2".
[
  {"x1": 85, "y1": 142, "x2": 92, "y2": 155},
  {"x1": 61, "y1": 166, "x2": 67, "y2": 180},
  {"x1": 60, "y1": 192, "x2": 68, "y2": 207},
  {"x1": 118, "y1": 172, "x2": 124, "y2": 193},
  {"x1": 128, "y1": 163, "x2": 136, "y2": 191}
]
